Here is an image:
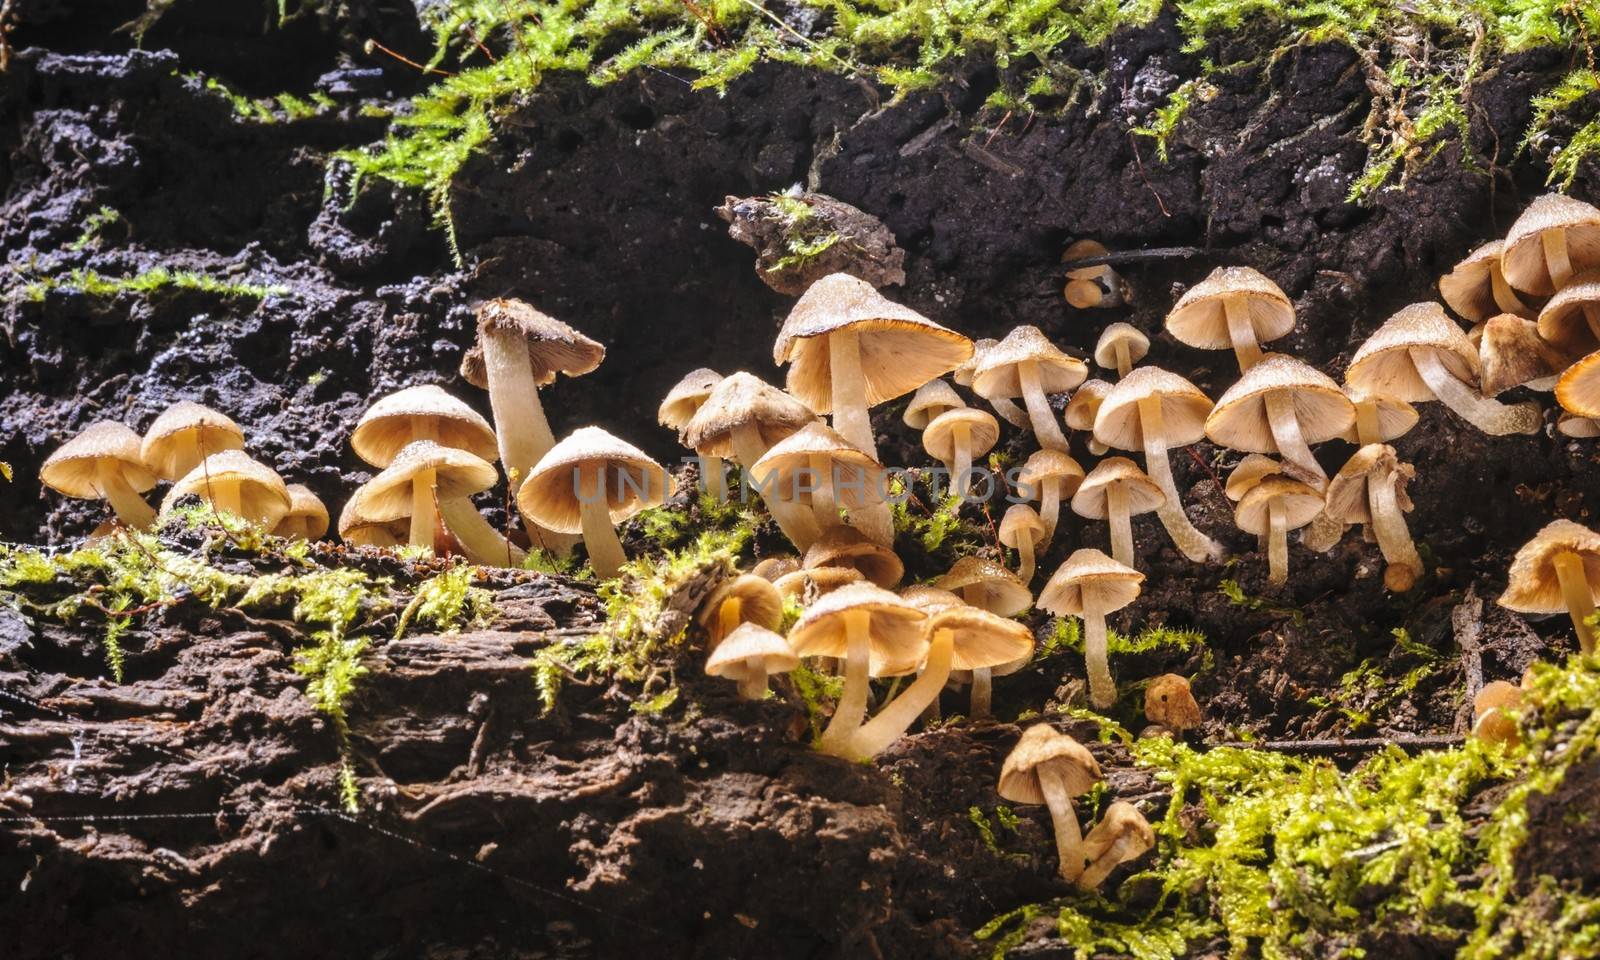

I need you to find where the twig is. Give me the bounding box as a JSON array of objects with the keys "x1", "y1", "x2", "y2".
[
  {"x1": 1059, "y1": 246, "x2": 1205, "y2": 270},
  {"x1": 1127, "y1": 131, "x2": 1171, "y2": 218},
  {"x1": 1217, "y1": 734, "x2": 1465, "y2": 755},
  {"x1": 363, "y1": 39, "x2": 453, "y2": 76},
  {"x1": 1453, "y1": 585, "x2": 1486, "y2": 702}
]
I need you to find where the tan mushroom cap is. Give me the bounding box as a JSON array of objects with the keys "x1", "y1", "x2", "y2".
[
  {"x1": 926, "y1": 604, "x2": 1035, "y2": 672},
  {"x1": 1499, "y1": 519, "x2": 1600, "y2": 613},
  {"x1": 1502, "y1": 193, "x2": 1600, "y2": 296},
  {"x1": 999, "y1": 504, "x2": 1048, "y2": 549},
  {"x1": 1346, "y1": 303, "x2": 1479, "y2": 403},
  {"x1": 1166, "y1": 266, "x2": 1295, "y2": 351},
  {"x1": 923, "y1": 407, "x2": 1000, "y2": 463},
  {"x1": 517, "y1": 427, "x2": 673, "y2": 534},
  {"x1": 1063, "y1": 239, "x2": 1110, "y2": 280},
  {"x1": 997, "y1": 725, "x2": 1102, "y2": 804},
  {"x1": 698, "y1": 574, "x2": 785, "y2": 633},
  {"x1": 971, "y1": 325, "x2": 1089, "y2": 400},
  {"x1": 1065, "y1": 379, "x2": 1112, "y2": 433},
  {"x1": 935, "y1": 556, "x2": 1032, "y2": 617},
  {"x1": 1037, "y1": 548, "x2": 1143, "y2": 616},
  {"x1": 904, "y1": 379, "x2": 964, "y2": 429},
  {"x1": 749, "y1": 422, "x2": 884, "y2": 509},
  {"x1": 1093, "y1": 323, "x2": 1151, "y2": 370},
  {"x1": 1479, "y1": 314, "x2": 1565, "y2": 396},
  {"x1": 1081, "y1": 801, "x2": 1155, "y2": 863},
  {"x1": 41, "y1": 422, "x2": 158, "y2": 498},
  {"x1": 1224, "y1": 454, "x2": 1283, "y2": 502},
  {"x1": 1234, "y1": 476, "x2": 1325, "y2": 535},
  {"x1": 681, "y1": 372, "x2": 816, "y2": 459},
  {"x1": 161, "y1": 450, "x2": 291, "y2": 525},
  {"x1": 705, "y1": 623, "x2": 799, "y2": 681},
  {"x1": 1018, "y1": 449, "x2": 1087, "y2": 497},
  {"x1": 954, "y1": 338, "x2": 996, "y2": 388},
  {"x1": 1324, "y1": 444, "x2": 1412, "y2": 524},
  {"x1": 139, "y1": 402, "x2": 246, "y2": 480},
  {"x1": 351, "y1": 385, "x2": 498, "y2": 468},
  {"x1": 1557, "y1": 350, "x2": 1600, "y2": 418},
  {"x1": 1439, "y1": 241, "x2": 1528, "y2": 323},
  {"x1": 1472, "y1": 680, "x2": 1523, "y2": 745},
  {"x1": 1537, "y1": 272, "x2": 1600, "y2": 355},
  {"x1": 1094, "y1": 367, "x2": 1214, "y2": 450},
  {"x1": 803, "y1": 525, "x2": 904, "y2": 588},
  {"x1": 460, "y1": 298, "x2": 606, "y2": 389},
  {"x1": 353, "y1": 441, "x2": 498, "y2": 522},
  {"x1": 1339, "y1": 388, "x2": 1420, "y2": 443},
  {"x1": 277, "y1": 484, "x2": 330, "y2": 540},
  {"x1": 773, "y1": 273, "x2": 973, "y2": 412},
  {"x1": 337, "y1": 496, "x2": 408, "y2": 546},
  {"x1": 899, "y1": 584, "x2": 966, "y2": 613},
  {"x1": 786, "y1": 581, "x2": 927, "y2": 671},
  {"x1": 1071, "y1": 457, "x2": 1165, "y2": 518},
  {"x1": 752, "y1": 555, "x2": 800, "y2": 581},
  {"x1": 1204, "y1": 353, "x2": 1355, "y2": 451},
  {"x1": 1557, "y1": 412, "x2": 1600, "y2": 438},
  {"x1": 659, "y1": 368, "x2": 724, "y2": 432},
  {"x1": 773, "y1": 565, "x2": 864, "y2": 600},
  {"x1": 1144, "y1": 674, "x2": 1201, "y2": 733}
]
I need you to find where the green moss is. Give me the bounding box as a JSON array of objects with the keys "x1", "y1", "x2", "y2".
[
  {"x1": 1219, "y1": 577, "x2": 1305, "y2": 625},
  {"x1": 66, "y1": 207, "x2": 121, "y2": 253},
  {"x1": 1043, "y1": 617, "x2": 1206, "y2": 658},
  {"x1": 890, "y1": 478, "x2": 986, "y2": 556},
  {"x1": 1133, "y1": 79, "x2": 1206, "y2": 162},
  {"x1": 393, "y1": 562, "x2": 493, "y2": 638},
  {"x1": 789, "y1": 662, "x2": 844, "y2": 739},
  {"x1": 19, "y1": 267, "x2": 287, "y2": 303},
  {"x1": 970, "y1": 805, "x2": 1005, "y2": 855}
]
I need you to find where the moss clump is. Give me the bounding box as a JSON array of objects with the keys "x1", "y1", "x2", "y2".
[
  {"x1": 393, "y1": 562, "x2": 494, "y2": 638},
  {"x1": 19, "y1": 267, "x2": 288, "y2": 303},
  {"x1": 1041, "y1": 617, "x2": 1206, "y2": 659},
  {"x1": 66, "y1": 207, "x2": 122, "y2": 253},
  {"x1": 191, "y1": 74, "x2": 344, "y2": 124}
]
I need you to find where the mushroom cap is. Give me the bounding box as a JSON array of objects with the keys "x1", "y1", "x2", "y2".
[
  {"x1": 1339, "y1": 388, "x2": 1420, "y2": 443},
  {"x1": 999, "y1": 503, "x2": 1047, "y2": 549},
  {"x1": 786, "y1": 581, "x2": 928, "y2": 671},
  {"x1": 461, "y1": 299, "x2": 606, "y2": 389},
  {"x1": 1439, "y1": 241, "x2": 1518, "y2": 323},
  {"x1": 1499, "y1": 519, "x2": 1600, "y2": 614},
  {"x1": 1234, "y1": 476, "x2": 1325, "y2": 535},
  {"x1": 749, "y1": 422, "x2": 884, "y2": 509},
  {"x1": 1071, "y1": 457, "x2": 1165, "y2": 519},
  {"x1": 681, "y1": 372, "x2": 816, "y2": 460},
  {"x1": 518, "y1": 427, "x2": 673, "y2": 533},
  {"x1": 1064, "y1": 379, "x2": 1112, "y2": 431},
  {"x1": 1094, "y1": 367, "x2": 1213, "y2": 451},
  {"x1": 1018, "y1": 449, "x2": 1086, "y2": 498},
  {"x1": 1037, "y1": 548, "x2": 1143, "y2": 616},
  {"x1": 1062, "y1": 239, "x2": 1110, "y2": 280},
  {"x1": 774, "y1": 273, "x2": 973, "y2": 413},
  {"x1": 1224, "y1": 454, "x2": 1284, "y2": 502},
  {"x1": 354, "y1": 441, "x2": 498, "y2": 522},
  {"x1": 899, "y1": 584, "x2": 966, "y2": 612},
  {"x1": 935, "y1": 556, "x2": 1032, "y2": 617},
  {"x1": 1346, "y1": 303, "x2": 1479, "y2": 403},
  {"x1": 1502, "y1": 193, "x2": 1600, "y2": 296},
  {"x1": 752, "y1": 555, "x2": 800, "y2": 581},
  {"x1": 139, "y1": 401, "x2": 246, "y2": 481},
  {"x1": 161, "y1": 450, "x2": 292, "y2": 526},
  {"x1": 705, "y1": 623, "x2": 799, "y2": 681},
  {"x1": 659, "y1": 367, "x2": 724, "y2": 432},
  {"x1": 803, "y1": 525, "x2": 904, "y2": 588},
  {"x1": 337, "y1": 496, "x2": 408, "y2": 546},
  {"x1": 1473, "y1": 680, "x2": 1523, "y2": 720},
  {"x1": 1323, "y1": 444, "x2": 1412, "y2": 525},
  {"x1": 903, "y1": 379, "x2": 964, "y2": 429},
  {"x1": 1093, "y1": 323, "x2": 1151, "y2": 370},
  {"x1": 698, "y1": 574, "x2": 785, "y2": 634},
  {"x1": 351, "y1": 385, "x2": 498, "y2": 468},
  {"x1": 1557, "y1": 412, "x2": 1600, "y2": 437},
  {"x1": 1081, "y1": 801, "x2": 1155, "y2": 864},
  {"x1": 1479, "y1": 314, "x2": 1564, "y2": 397},
  {"x1": 1144, "y1": 674, "x2": 1201, "y2": 733},
  {"x1": 1536, "y1": 272, "x2": 1600, "y2": 355},
  {"x1": 926, "y1": 604, "x2": 1035, "y2": 672},
  {"x1": 1166, "y1": 266, "x2": 1295, "y2": 351},
  {"x1": 773, "y1": 565, "x2": 864, "y2": 600},
  {"x1": 923, "y1": 407, "x2": 1000, "y2": 463},
  {"x1": 277, "y1": 484, "x2": 330, "y2": 539},
  {"x1": 971, "y1": 325, "x2": 1088, "y2": 400},
  {"x1": 1204, "y1": 353, "x2": 1356, "y2": 452},
  {"x1": 41, "y1": 421, "x2": 158, "y2": 498},
  {"x1": 1557, "y1": 349, "x2": 1600, "y2": 418},
  {"x1": 954, "y1": 338, "x2": 996, "y2": 388},
  {"x1": 997, "y1": 725, "x2": 1102, "y2": 804},
  {"x1": 1472, "y1": 680, "x2": 1524, "y2": 745}
]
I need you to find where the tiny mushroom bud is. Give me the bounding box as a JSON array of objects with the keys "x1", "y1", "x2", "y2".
[
  {"x1": 803, "y1": 524, "x2": 905, "y2": 588},
  {"x1": 1501, "y1": 193, "x2": 1600, "y2": 295},
  {"x1": 999, "y1": 504, "x2": 1048, "y2": 583},
  {"x1": 1204, "y1": 353, "x2": 1355, "y2": 490},
  {"x1": 705, "y1": 623, "x2": 799, "y2": 700},
  {"x1": 518, "y1": 427, "x2": 673, "y2": 579},
  {"x1": 1065, "y1": 379, "x2": 1113, "y2": 455},
  {"x1": 139, "y1": 401, "x2": 245, "y2": 481},
  {"x1": 1471, "y1": 680, "x2": 1524, "y2": 747},
  {"x1": 1144, "y1": 673, "x2": 1202, "y2": 737},
  {"x1": 660, "y1": 367, "x2": 726, "y2": 498},
  {"x1": 698, "y1": 574, "x2": 784, "y2": 649},
  {"x1": 997, "y1": 725, "x2": 1103, "y2": 881},
  {"x1": 959, "y1": 339, "x2": 1028, "y2": 428},
  {"x1": 1479, "y1": 314, "x2": 1566, "y2": 396},
  {"x1": 1234, "y1": 476, "x2": 1324, "y2": 587},
  {"x1": 972, "y1": 325, "x2": 1087, "y2": 452},
  {"x1": 274, "y1": 484, "x2": 330, "y2": 541},
  {"x1": 923, "y1": 406, "x2": 999, "y2": 498},
  {"x1": 1499, "y1": 519, "x2": 1600, "y2": 655},
  {"x1": 337, "y1": 496, "x2": 408, "y2": 548},
  {"x1": 1439, "y1": 240, "x2": 1535, "y2": 323},
  {"x1": 161, "y1": 450, "x2": 292, "y2": 529},
  {"x1": 1071, "y1": 457, "x2": 1164, "y2": 570},
  {"x1": 1062, "y1": 239, "x2": 1126, "y2": 309},
  {"x1": 1075, "y1": 801, "x2": 1155, "y2": 891},
  {"x1": 1325, "y1": 444, "x2": 1422, "y2": 592},
  {"x1": 1093, "y1": 323, "x2": 1150, "y2": 380},
  {"x1": 1166, "y1": 266, "x2": 1295, "y2": 372},
  {"x1": 751, "y1": 422, "x2": 886, "y2": 544},
  {"x1": 1224, "y1": 454, "x2": 1283, "y2": 503},
  {"x1": 41, "y1": 422, "x2": 160, "y2": 530},
  {"x1": 1017, "y1": 449, "x2": 1086, "y2": 551},
  {"x1": 1039, "y1": 549, "x2": 1143, "y2": 709},
  {"x1": 351, "y1": 440, "x2": 499, "y2": 557},
  {"x1": 1537, "y1": 272, "x2": 1600, "y2": 356}
]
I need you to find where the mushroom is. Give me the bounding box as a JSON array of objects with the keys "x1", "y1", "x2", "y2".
[
  {"x1": 1075, "y1": 801, "x2": 1155, "y2": 891},
  {"x1": 752, "y1": 555, "x2": 800, "y2": 581},
  {"x1": 1016, "y1": 449, "x2": 1086, "y2": 550},
  {"x1": 999, "y1": 504, "x2": 1047, "y2": 583},
  {"x1": 750, "y1": 422, "x2": 885, "y2": 542},
  {"x1": 41, "y1": 422, "x2": 160, "y2": 530},
  {"x1": 1501, "y1": 193, "x2": 1600, "y2": 295},
  {"x1": 1094, "y1": 367, "x2": 1224, "y2": 562},
  {"x1": 1071, "y1": 457, "x2": 1165, "y2": 569},
  {"x1": 1346, "y1": 303, "x2": 1541, "y2": 436},
  {"x1": 1537, "y1": 272, "x2": 1600, "y2": 356},
  {"x1": 1065, "y1": 380, "x2": 1113, "y2": 455},
  {"x1": 1499, "y1": 519, "x2": 1600, "y2": 655},
  {"x1": 1143, "y1": 674, "x2": 1201, "y2": 738},
  {"x1": 351, "y1": 385, "x2": 500, "y2": 467},
  {"x1": 274, "y1": 484, "x2": 330, "y2": 541},
  {"x1": 803, "y1": 524, "x2": 904, "y2": 588},
  {"x1": 971, "y1": 325, "x2": 1087, "y2": 452},
  {"x1": 1479, "y1": 314, "x2": 1566, "y2": 395},
  {"x1": 923, "y1": 406, "x2": 999, "y2": 498},
  {"x1": 1342, "y1": 386, "x2": 1419, "y2": 446},
  {"x1": 1439, "y1": 240, "x2": 1535, "y2": 322},
  {"x1": 1204, "y1": 353, "x2": 1354, "y2": 490},
  {"x1": 660, "y1": 367, "x2": 726, "y2": 498},
  {"x1": 997, "y1": 725, "x2": 1103, "y2": 881},
  {"x1": 1471, "y1": 680, "x2": 1524, "y2": 747},
  {"x1": 337, "y1": 497, "x2": 408, "y2": 548},
  {"x1": 1326, "y1": 444, "x2": 1423, "y2": 591},
  {"x1": 1038, "y1": 548, "x2": 1143, "y2": 709},
  {"x1": 1093, "y1": 323, "x2": 1150, "y2": 380},
  {"x1": 436, "y1": 497, "x2": 528, "y2": 567},
  {"x1": 903, "y1": 379, "x2": 964, "y2": 433},
  {"x1": 705, "y1": 623, "x2": 799, "y2": 700},
  {"x1": 1224, "y1": 455, "x2": 1283, "y2": 553},
  {"x1": 787, "y1": 582, "x2": 927, "y2": 754},
  {"x1": 1556, "y1": 348, "x2": 1600, "y2": 419},
  {"x1": 160, "y1": 450, "x2": 292, "y2": 528},
  {"x1": 351, "y1": 440, "x2": 499, "y2": 556},
  {"x1": 935, "y1": 556, "x2": 1032, "y2": 717},
  {"x1": 518, "y1": 427, "x2": 673, "y2": 579},
  {"x1": 697, "y1": 574, "x2": 784, "y2": 648},
  {"x1": 1234, "y1": 476, "x2": 1324, "y2": 586},
  {"x1": 775, "y1": 273, "x2": 973, "y2": 544},
  {"x1": 1557, "y1": 412, "x2": 1600, "y2": 438},
  {"x1": 1062, "y1": 240, "x2": 1127, "y2": 309},
  {"x1": 139, "y1": 401, "x2": 245, "y2": 481},
  {"x1": 773, "y1": 565, "x2": 864, "y2": 601},
  {"x1": 1165, "y1": 266, "x2": 1295, "y2": 371},
  {"x1": 958, "y1": 339, "x2": 1028, "y2": 428}
]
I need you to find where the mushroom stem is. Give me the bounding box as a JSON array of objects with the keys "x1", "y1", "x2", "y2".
[
  {"x1": 1553, "y1": 549, "x2": 1597, "y2": 655},
  {"x1": 409, "y1": 468, "x2": 436, "y2": 550},
  {"x1": 1367, "y1": 472, "x2": 1422, "y2": 592},
  {"x1": 828, "y1": 329, "x2": 894, "y2": 546},
  {"x1": 1267, "y1": 499, "x2": 1288, "y2": 586},
  {"x1": 1224, "y1": 295, "x2": 1265, "y2": 371},
  {"x1": 1264, "y1": 391, "x2": 1327, "y2": 489},
  {"x1": 1543, "y1": 229, "x2": 1574, "y2": 291},
  {"x1": 1137, "y1": 394, "x2": 1224, "y2": 562},
  {"x1": 577, "y1": 481, "x2": 627, "y2": 579},
  {"x1": 97, "y1": 461, "x2": 156, "y2": 530},
  {"x1": 989, "y1": 397, "x2": 1030, "y2": 429},
  {"x1": 1038, "y1": 478, "x2": 1062, "y2": 549},
  {"x1": 1114, "y1": 341, "x2": 1133, "y2": 379},
  {"x1": 1410, "y1": 348, "x2": 1541, "y2": 435},
  {"x1": 1016, "y1": 536, "x2": 1036, "y2": 583},
  {"x1": 971, "y1": 666, "x2": 993, "y2": 719},
  {"x1": 737, "y1": 672, "x2": 769, "y2": 700},
  {"x1": 1018, "y1": 359, "x2": 1071, "y2": 452},
  {"x1": 702, "y1": 455, "x2": 728, "y2": 502},
  {"x1": 817, "y1": 609, "x2": 872, "y2": 754},
  {"x1": 716, "y1": 597, "x2": 743, "y2": 649},
  {"x1": 1300, "y1": 513, "x2": 1345, "y2": 554},
  {"x1": 952, "y1": 422, "x2": 973, "y2": 498},
  {"x1": 438, "y1": 497, "x2": 527, "y2": 567},
  {"x1": 1489, "y1": 265, "x2": 1530, "y2": 316},
  {"x1": 1354, "y1": 400, "x2": 1382, "y2": 446},
  {"x1": 1084, "y1": 607, "x2": 1115, "y2": 709},
  {"x1": 481, "y1": 326, "x2": 555, "y2": 482},
  {"x1": 1076, "y1": 838, "x2": 1133, "y2": 891},
  {"x1": 731, "y1": 422, "x2": 819, "y2": 552},
  {"x1": 843, "y1": 627, "x2": 954, "y2": 760},
  {"x1": 1038, "y1": 764, "x2": 1086, "y2": 881},
  {"x1": 808, "y1": 453, "x2": 839, "y2": 529},
  {"x1": 1107, "y1": 482, "x2": 1135, "y2": 568}
]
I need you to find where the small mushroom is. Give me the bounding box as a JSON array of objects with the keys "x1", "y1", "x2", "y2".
[
  {"x1": 351, "y1": 440, "x2": 499, "y2": 555},
  {"x1": 903, "y1": 379, "x2": 965, "y2": 432},
  {"x1": 1439, "y1": 240, "x2": 1535, "y2": 322},
  {"x1": 1342, "y1": 386, "x2": 1419, "y2": 446},
  {"x1": 706, "y1": 623, "x2": 799, "y2": 700},
  {"x1": 997, "y1": 725, "x2": 1103, "y2": 881},
  {"x1": 1224, "y1": 455, "x2": 1283, "y2": 553},
  {"x1": 773, "y1": 565, "x2": 864, "y2": 601},
  {"x1": 1327, "y1": 444, "x2": 1423, "y2": 591},
  {"x1": 1205, "y1": 353, "x2": 1354, "y2": 490},
  {"x1": 1144, "y1": 673, "x2": 1202, "y2": 738},
  {"x1": 518, "y1": 427, "x2": 673, "y2": 579},
  {"x1": 1556, "y1": 348, "x2": 1600, "y2": 419},
  {"x1": 351, "y1": 385, "x2": 499, "y2": 469},
  {"x1": 803, "y1": 524, "x2": 905, "y2": 588},
  {"x1": 1235, "y1": 476, "x2": 1325, "y2": 586},
  {"x1": 41, "y1": 422, "x2": 160, "y2": 530},
  {"x1": 958, "y1": 339, "x2": 1028, "y2": 428},
  {"x1": 274, "y1": 484, "x2": 330, "y2": 541},
  {"x1": 1499, "y1": 519, "x2": 1600, "y2": 655},
  {"x1": 751, "y1": 422, "x2": 886, "y2": 543},
  {"x1": 1065, "y1": 380, "x2": 1113, "y2": 455},
  {"x1": 1062, "y1": 239, "x2": 1126, "y2": 309},
  {"x1": 1075, "y1": 801, "x2": 1155, "y2": 891},
  {"x1": 161, "y1": 450, "x2": 292, "y2": 528},
  {"x1": 1038, "y1": 548, "x2": 1143, "y2": 709},
  {"x1": 1166, "y1": 266, "x2": 1295, "y2": 371},
  {"x1": 1017, "y1": 449, "x2": 1086, "y2": 551},
  {"x1": 1471, "y1": 680, "x2": 1524, "y2": 747},
  {"x1": 1071, "y1": 457, "x2": 1164, "y2": 570},
  {"x1": 1479, "y1": 314, "x2": 1566, "y2": 396},
  {"x1": 337, "y1": 497, "x2": 408, "y2": 548},
  {"x1": 139, "y1": 401, "x2": 245, "y2": 482},
  {"x1": 698, "y1": 574, "x2": 785, "y2": 648},
  {"x1": 1557, "y1": 412, "x2": 1600, "y2": 438},
  {"x1": 999, "y1": 504, "x2": 1047, "y2": 583},
  {"x1": 923, "y1": 406, "x2": 999, "y2": 498},
  {"x1": 935, "y1": 556, "x2": 1032, "y2": 717},
  {"x1": 972, "y1": 326, "x2": 1087, "y2": 452},
  {"x1": 1536, "y1": 272, "x2": 1600, "y2": 356},
  {"x1": 752, "y1": 555, "x2": 800, "y2": 581},
  {"x1": 660, "y1": 367, "x2": 726, "y2": 498},
  {"x1": 1501, "y1": 193, "x2": 1600, "y2": 295},
  {"x1": 1093, "y1": 323, "x2": 1150, "y2": 380}
]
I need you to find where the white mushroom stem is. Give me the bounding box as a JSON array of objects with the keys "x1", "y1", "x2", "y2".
[
  {"x1": 577, "y1": 475, "x2": 627, "y2": 579},
  {"x1": 1223, "y1": 296, "x2": 1265, "y2": 371},
  {"x1": 1264, "y1": 391, "x2": 1327, "y2": 489},
  {"x1": 828, "y1": 330, "x2": 894, "y2": 546},
  {"x1": 1266, "y1": 499, "x2": 1288, "y2": 586},
  {"x1": 1076, "y1": 837, "x2": 1137, "y2": 890},
  {"x1": 731, "y1": 423, "x2": 818, "y2": 552},
  {"x1": 702, "y1": 455, "x2": 728, "y2": 502},
  {"x1": 1015, "y1": 536, "x2": 1037, "y2": 584},
  {"x1": 1553, "y1": 549, "x2": 1597, "y2": 655},
  {"x1": 1410, "y1": 348, "x2": 1541, "y2": 435},
  {"x1": 1106, "y1": 482, "x2": 1134, "y2": 568},
  {"x1": 1038, "y1": 478, "x2": 1062, "y2": 548},
  {"x1": 481, "y1": 326, "x2": 556, "y2": 483},
  {"x1": 1366, "y1": 473, "x2": 1422, "y2": 592},
  {"x1": 1489, "y1": 265, "x2": 1529, "y2": 316},
  {"x1": 174, "y1": 431, "x2": 204, "y2": 480},
  {"x1": 737, "y1": 669, "x2": 770, "y2": 700},
  {"x1": 843, "y1": 627, "x2": 954, "y2": 760},
  {"x1": 808, "y1": 453, "x2": 839, "y2": 529},
  {"x1": 1084, "y1": 605, "x2": 1116, "y2": 709},
  {"x1": 1543, "y1": 229, "x2": 1574, "y2": 290},
  {"x1": 952, "y1": 422, "x2": 974, "y2": 498},
  {"x1": 1018, "y1": 359, "x2": 1071, "y2": 452},
  {"x1": 438, "y1": 497, "x2": 527, "y2": 567},
  {"x1": 1114, "y1": 340, "x2": 1133, "y2": 379},
  {"x1": 989, "y1": 397, "x2": 1029, "y2": 429},
  {"x1": 1138, "y1": 394, "x2": 1224, "y2": 563},
  {"x1": 971, "y1": 666, "x2": 993, "y2": 719},
  {"x1": 97, "y1": 462, "x2": 156, "y2": 530},
  {"x1": 409, "y1": 467, "x2": 436, "y2": 550},
  {"x1": 817, "y1": 609, "x2": 873, "y2": 754},
  {"x1": 1037, "y1": 764, "x2": 1087, "y2": 882}
]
